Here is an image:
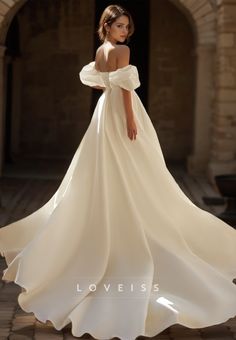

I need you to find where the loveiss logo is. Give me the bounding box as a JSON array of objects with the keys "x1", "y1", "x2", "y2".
[{"x1": 75, "y1": 277, "x2": 160, "y2": 298}]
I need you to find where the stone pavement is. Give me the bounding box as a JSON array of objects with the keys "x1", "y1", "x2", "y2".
[{"x1": 0, "y1": 169, "x2": 236, "y2": 340}]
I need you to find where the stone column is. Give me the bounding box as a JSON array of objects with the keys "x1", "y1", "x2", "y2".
[
  {"x1": 207, "y1": 0, "x2": 236, "y2": 180},
  {"x1": 187, "y1": 44, "x2": 216, "y2": 175},
  {"x1": 0, "y1": 45, "x2": 6, "y2": 177}
]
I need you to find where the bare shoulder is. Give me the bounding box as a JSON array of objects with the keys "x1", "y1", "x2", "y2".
[
  {"x1": 115, "y1": 44, "x2": 130, "y2": 56},
  {"x1": 115, "y1": 45, "x2": 130, "y2": 67},
  {"x1": 95, "y1": 45, "x2": 102, "y2": 56}
]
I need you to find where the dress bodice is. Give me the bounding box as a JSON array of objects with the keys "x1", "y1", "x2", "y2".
[{"x1": 79, "y1": 61, "x2": 140, "y2": 91}]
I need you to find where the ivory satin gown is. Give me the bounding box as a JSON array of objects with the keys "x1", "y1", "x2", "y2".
[{"x1": 0, "y1": 61, "x2": 236, "y2": 340}]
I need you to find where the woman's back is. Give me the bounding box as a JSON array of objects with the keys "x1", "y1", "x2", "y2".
[{"x1": 95, "y1": 42, "x2": 129, "y2": 72}]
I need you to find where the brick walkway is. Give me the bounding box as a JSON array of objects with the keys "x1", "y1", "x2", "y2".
[{"x1": 0, "y1": 164, "x2": 236, "y2": 339}]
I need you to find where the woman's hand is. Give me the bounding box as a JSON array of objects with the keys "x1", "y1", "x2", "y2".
[{"x1": 126, "y1": 116, "x2": 137, "y2": 141}]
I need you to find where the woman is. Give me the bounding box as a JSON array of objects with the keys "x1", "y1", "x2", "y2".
[
  {"x1": 93, "y1": 5, "x2": 137, "y2": 141},
  {"x1": 0, "y1": 4, "x2": 236, "y2": 340}
]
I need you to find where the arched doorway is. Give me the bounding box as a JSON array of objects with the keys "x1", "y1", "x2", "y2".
[
  {"x1": 149, "y1": 0, "x2": 196, "y2": 163},
  {"x1": 4, "y1": 15, "x2": 21, "y2": 165},
  {"x1": 1, "y1": 0, "x2": 95, "y2": 177}
]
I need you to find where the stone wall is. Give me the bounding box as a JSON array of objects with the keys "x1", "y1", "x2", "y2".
[
  {"x1": 209, "y1": 0, "x2": 236, "y2": 175},
  {"x1": 8, "y1": 0, "x2": 94, "y2": 160}
]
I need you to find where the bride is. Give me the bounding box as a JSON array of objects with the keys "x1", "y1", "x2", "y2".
[{"x1": 0, "y1": 4, "x2": 236, "y2": 340}]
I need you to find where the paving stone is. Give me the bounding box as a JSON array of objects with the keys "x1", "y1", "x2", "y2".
[
  {"x1": 169, "y1": 326, "x2": 201, "y2": 335},
  {"x1": 151, "y1": 336, "x2": 171, "y2": 340},
  {"x1": 34, "y1": 323, "x2": 62, "y2": 334},
  {"x1": 201, "y1": 325, "x2": 233, "y2": 336},
  {"x1": 0, "y1": 329, "x2": 11, "y2": 337},
  {"x1": 11, "y1": 323, "x2": 34, "y2": 331},
  {"x1": 34, "y1": 333, "x2": 63, "y2": 339},
  {"x1": 0, "y1": 303, "x2": 17, "y2": 307},
  {"x1": 64, "y1": 335, "x2": 79, "y2": 340},
  {"x1": 227, "y1": 319, "x2": 236, "y2": 326},
  {"x1": 201, "y1": 337, "x2": 234, "y2": 340},
  {"x1": 34, "y1": 322, "x2": 55, "y2": 330},
  {"x1": 8, "y1": 334, "x2": 34, "y2": 340},
  {"x1": 12, "y1": 316, "x2": 35, "y2": 324},
  {"x1": 172, "y1": 337, "x2": 202, "y2": 340},
  {"x1": 0, "y1": 315, "x2": 14, "y2": 321},
  {"x1": 14, "y1": 311, "x2": 32, "y2": 317},
  {"x1": 0, "y1": 305, "x2": 16, "y2": 310},
  {"x1": 0, "y1": 321, "x2": 11, "y2": 327}
]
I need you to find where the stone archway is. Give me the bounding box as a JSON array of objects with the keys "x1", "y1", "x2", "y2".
[
  {"x1": 149, "y1": 0, "x2": 216, "y2": 174},
  {"x1": 0, "y1": 0, "x2": 27, "y2": 176},
  {"x1": 169, "y1": 0, "x2": 217, "y2": 177},
  {"x1": 149, "y1": 0, "x2": 196, "y2": 163},
  {"x1": 149, "y1": 0, "x2": 217, "y2": 175},
  {"x1": 0, "y1": 0, "x2": 217, "y2": 47},
  {"x1": 0, "y1": 0, "x2": 218, "y2": 177}
]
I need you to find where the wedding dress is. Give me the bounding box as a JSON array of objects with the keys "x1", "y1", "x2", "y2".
[{"x1": 0, "y1": 61, "x2": 236, "y2": 340}]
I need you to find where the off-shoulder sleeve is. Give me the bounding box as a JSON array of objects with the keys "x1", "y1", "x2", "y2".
[
  {"x1": 109, "y1": 65, "x2": 140, "y2": 91},
  {"x1": 79, "y1": 62, "x2": 105, "y2": 88}
]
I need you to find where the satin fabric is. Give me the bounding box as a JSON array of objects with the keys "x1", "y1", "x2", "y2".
[{"x1": 0, "y1": 61, "x2": 236, "y2": 340}]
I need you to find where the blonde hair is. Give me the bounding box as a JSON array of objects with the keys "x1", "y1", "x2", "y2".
[{"x1": 97, "y1": 4, "x2": 134, "y2": 43}]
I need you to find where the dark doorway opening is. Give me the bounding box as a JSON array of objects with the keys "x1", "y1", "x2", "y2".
[
  {"x1": 91, "y1": 0, "x2": 150, "y2": 115},
  {"x1": 4, "y1": 16, "x2": 21, "y2": 166}
]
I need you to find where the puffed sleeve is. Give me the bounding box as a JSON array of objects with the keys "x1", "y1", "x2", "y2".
[
  {"x1": 79, "y1": 61, "x2": 105, "y2": 88},
  {"x1": 109, "y1": 65, "x2": 140, "y2": 91}
]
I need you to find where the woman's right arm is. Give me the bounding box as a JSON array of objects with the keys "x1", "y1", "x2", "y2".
[{"x1": 117, "y1": 46, "x2": 137, "y2": 141}]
